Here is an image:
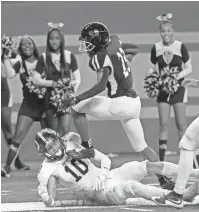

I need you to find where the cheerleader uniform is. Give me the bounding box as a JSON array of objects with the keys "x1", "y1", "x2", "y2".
[
  {"x1": 150, "y1": 40, "x2": 190, "y2": 104},
  {"x1": 12, "y1": 57, "x2": 45, "y2": 121},
  {"x1": 36, "y1": 50, "x2": 78, "y2": 114},
  {"x1": 1, "y1": 76, "x2": 12, "y2": 108}
]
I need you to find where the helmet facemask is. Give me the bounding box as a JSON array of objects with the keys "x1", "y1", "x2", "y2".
[
  {"x1": 35, "y1": 131, "x2": 66, "y2": 162},
  {"x1": 43, "y1": 138, "x2": 66, "y2": 162},
  {"x1": 78, "y1": 37, "x2": 96, "y2": 56}
]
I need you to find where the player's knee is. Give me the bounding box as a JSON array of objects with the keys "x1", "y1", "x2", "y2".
[
  {"x1": 123, "y1": 180, "x2": 141, "y2": 196},
  {"x1": 71, "y1": 108, "x2": 85, "y2": 120}
]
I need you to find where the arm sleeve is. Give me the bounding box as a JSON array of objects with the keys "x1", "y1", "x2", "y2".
[
  {"x1": 36, "y1": 55, "x2": 45, "y2": 74},
  {"x1": 76, "y1": 67, "x2": 110, "y2": 102},
  {"x1": 181, "y1": 43, "x2": 190, "y2": 63},
  {"x1": 150, "y1": 45, "x2": 157, "y2": 65},
  {"x1": 70, "y1": 53, "x2": 78, "y2": 72}
]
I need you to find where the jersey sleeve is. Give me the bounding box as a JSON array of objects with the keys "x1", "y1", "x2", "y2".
[
  {"x1": 181, "y1": 43, "x2": 190, "y2": 63},
  {"x1": 37, "y1": 160, "x2": 57, "y2": 185},
  {"x1": 89, "y1": 52, "x2": 112, "y2": 73},
  {"x1": 150, "y1": 44, "x2": 157, "y2": 65},
  {"x1": 36, "y1": 54, "x2": 45, "y2": 74},
  {"x1": 70, "y1": 53, "x2": 78, "y2": 72}
]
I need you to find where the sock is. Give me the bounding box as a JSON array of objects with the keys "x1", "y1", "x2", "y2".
[
  {"x1": 5, "y1": 141, "x2": 20, "y2": 170},
  {"x1": 159, "y1": 139, "x2": 167, "y2": 161},
  {"x1": 82, "y1": 139, "x2": 93, "y2": 149},
  {"x1": 174, "y1": 150, "x2": 194, "y2": 195}
]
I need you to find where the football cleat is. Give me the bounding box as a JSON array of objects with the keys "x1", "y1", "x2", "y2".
[
  {"x1": 152, "y1": 191, "x2": 183, "y2": 208},
  {"x1": 67, "y1": 147, "x2": 95, "y2": 160}
]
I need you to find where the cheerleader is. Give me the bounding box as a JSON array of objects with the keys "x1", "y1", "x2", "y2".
[
  {"x1": 149, "y1": 13, "x2": 192, "y2": 161},
  {"x1": 33, "y1": 22, "x2": 81, "y2": 136},
  {"x1": 1, "y1": 35, "x2": 46, "y2": 177}
]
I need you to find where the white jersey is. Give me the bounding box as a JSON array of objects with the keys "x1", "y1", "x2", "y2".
[{"x1": 37, "y1": 132, "x2": 148, "y2": 205}]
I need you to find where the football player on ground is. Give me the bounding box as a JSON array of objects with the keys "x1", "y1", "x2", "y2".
[
  {"x1": 35, "y1": 129, "x2": 199, "y2": 207},
  {"x1": 62, "y1": 22, "x2": 173, "y2": 189},
  {"x1": 152, "y1": 78, "x2": 199, "y2": 208}
]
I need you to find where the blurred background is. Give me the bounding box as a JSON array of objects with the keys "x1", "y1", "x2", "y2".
[{"x1": 1, "y1": 1, "x2": 199, "y2": 162}]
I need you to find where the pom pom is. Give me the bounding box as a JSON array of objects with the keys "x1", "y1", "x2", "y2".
[
  {"x1": 26, "y1": 72, "x2": 46, "y2": 99},
  {"x1": 49, "y1": 78, "x2": 75, "y2": 115},
  {"x1": 160, "y1": 66, "x2": 180, "y2": 95},
  {"x1": 144, "y1": 71, "x2": 161, "y2": 98}
]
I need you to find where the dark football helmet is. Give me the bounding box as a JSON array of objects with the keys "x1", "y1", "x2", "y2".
[
  {"x1": 79, "y1": 22, "x2": 110, "y2": 57},
  {"x1": 35, "y1": 128, "x2": 66, "y2": 161}
]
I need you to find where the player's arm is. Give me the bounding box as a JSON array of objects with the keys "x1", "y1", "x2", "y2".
[
  {"x1": 92, "y1": 149, "x2": 111, "y2": 191},
  {"x1": 65, "y1": 67, "x2": 110, "y2": 107},
  {"x1": 37, "y1": 163, "x2": 57, "y2": 207},
  {"x1": 122, "y1": 43, "x2": 139, "y2": 62}
]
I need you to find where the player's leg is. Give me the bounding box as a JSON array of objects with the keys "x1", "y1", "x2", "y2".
[
  {"x1": 111, "y1": 160, "x2": 148, "y2": 182},
  {"x1": 173, "y1": 117, "x2": 199, "y2": 195},
  {"x1": 173, "y1": 102, "x2": 187, "y2": 146},
  {"x1": 158, "y1": 102, "x2": 171, "y2": 161},
  {"x1": 69, "y1": 96, "x2": 116, "y2": 159},
  {"x1": 152, "y1": 116, "x2": 199, "y2": 208},
  {"x1": 146, "y1": 161, "x2": 199, "y2": 182},
  {"x1": 121, "y1": 117, "x2": 175, "y2": 189},
  {"x1": 69, "y1": 96, "x2": 142, "y2": 159},
  {"x1": 58, "y1": 113, "x2": 72, "y2": 137},
  {"x1": 105, "y1": 180, "x2": 170, "y2": 205},
  {"x1": 183, "y1": 182, "x2": 199, "y2": 202}
]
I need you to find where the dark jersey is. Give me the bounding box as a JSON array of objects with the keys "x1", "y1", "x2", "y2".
[
  {"x1": 89, "y1": 35, "x2": 137, "y2": 98},
  {"x1": 150, "y1": 40, "x2": 190, "y2": 82}
]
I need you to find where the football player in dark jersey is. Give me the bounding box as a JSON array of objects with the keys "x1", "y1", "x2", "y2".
[{"x1": 63, "y1": 22, "x2": 174, "y2": 189}]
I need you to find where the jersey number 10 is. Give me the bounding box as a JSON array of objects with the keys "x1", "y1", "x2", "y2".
[
  {"x1": 117, "y1": 48, "x2": 131, "y2": 78},
  {"x1": 64, "y1": 159, "x2": 88, "y2": 182}
]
